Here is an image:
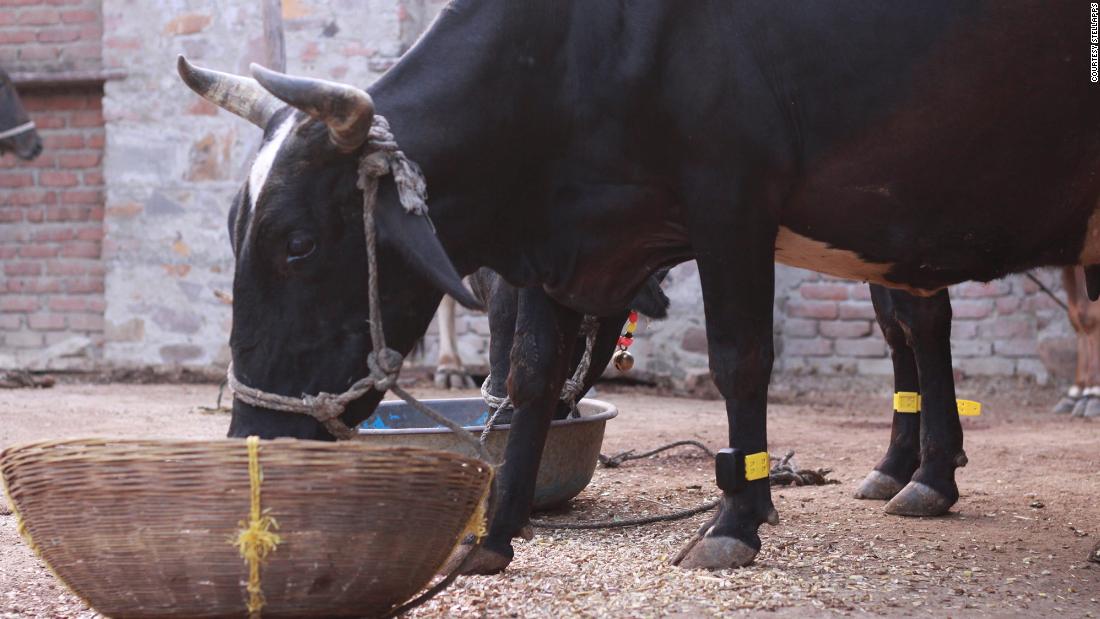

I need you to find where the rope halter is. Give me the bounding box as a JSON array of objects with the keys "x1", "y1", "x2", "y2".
[
  {"x1": 226, "y1": 115, "x2": 488, "y2": 460},
  {"x1": 0, "y1": 120, "x2": 35, "y2": 141}
]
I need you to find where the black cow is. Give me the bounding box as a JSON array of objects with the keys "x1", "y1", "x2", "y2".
[
  {"x1": 0, "y1": 67, "x2": 42, "y2": 160},
  {"x1": 179, "y1": 1, "x2": 1100, "y2": 570}
]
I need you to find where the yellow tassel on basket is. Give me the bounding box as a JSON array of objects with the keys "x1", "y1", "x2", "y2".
[
  {"x1": 232, "y1": 436, "x2": 281, "y2": 619},
  {"x1": 461, "y1": 467, "x2": 493, "y2": 542}
]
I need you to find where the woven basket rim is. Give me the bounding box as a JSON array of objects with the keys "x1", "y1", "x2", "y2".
[{"x1": 1, "y1": 437, "x2": 492, "y2": 466}]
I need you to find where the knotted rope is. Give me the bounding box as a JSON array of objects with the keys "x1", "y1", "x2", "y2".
[
  {"x1": 478, "y1": 314, "x2": 600, "y2": 438},
  {"x1": 226, "y1": 115, "x2": 488, "y2": 462},
  {"x1": 232, "y1": 436, "x2": 281, "y2": 619}
]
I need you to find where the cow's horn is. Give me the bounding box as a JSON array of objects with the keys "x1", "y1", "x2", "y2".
[
  {"x1": 250, "y1": 63, "x2": 374, "y2": 153},
  {"x1": 176, "y1": 56, "x2": 282, "y2": 128}
]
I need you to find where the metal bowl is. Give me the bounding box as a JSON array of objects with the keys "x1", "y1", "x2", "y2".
[{"x1": 357, "y1": 397, "x2": 617, "y2": 510}]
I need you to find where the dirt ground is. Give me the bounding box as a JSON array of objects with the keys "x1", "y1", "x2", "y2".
[{"x1": 1, "y1": 379, "x2": 1098, "y2": 618}]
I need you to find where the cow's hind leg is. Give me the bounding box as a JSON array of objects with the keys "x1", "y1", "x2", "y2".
[
  {"x1": 674, "y1": 180, "x2": 778, "y2": 569},
  {"x1": 855, "y1": 285, "x2": 921, "y2": 500},
  {"x1": 461, "y1": 287, "x2": 581, "y2": 574},
  {"x1": 881, "y1": 289, "x2": 966, "y2": 517}
]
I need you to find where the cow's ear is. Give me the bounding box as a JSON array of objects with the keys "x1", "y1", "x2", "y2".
[{"x1": 373, "y1": 189, "x2": 483, "y2": 311}]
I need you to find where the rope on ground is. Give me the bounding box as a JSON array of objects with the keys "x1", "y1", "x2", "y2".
[
  {"x1": 0, "y1": 371, "x2": 55, "y2": 390},
  {"x1": 531, "y1": 448, "x2": 836, "y2": 530},
  {"x1": 598, "y1": 440, "x2": 715, "y2": 468}
]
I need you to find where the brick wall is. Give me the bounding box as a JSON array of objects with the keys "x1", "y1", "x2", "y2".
[
  {"x1": 0, "y1": 89, "x2": 105, "y2": 363},
  {"x1": 0, "y1": 0, "x2": 101, "y2": 73},
  {"x1": 0, "y1": 0, "x2": 105, "y2": 368},
  {"x1": 631, "y1": 264, "x2": 1074, "y2": 391}
]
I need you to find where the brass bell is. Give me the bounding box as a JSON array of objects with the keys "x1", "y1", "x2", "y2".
[{"x1": 612, "y1": 349, "x2": 634, "y2": 372}]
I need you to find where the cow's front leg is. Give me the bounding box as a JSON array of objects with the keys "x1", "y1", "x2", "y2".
[
  {"x1": 855, "y1": 285, "x2": 921, "y2": 500},
  {"x1": 675, "y1": 198, "x2": 778, "y2": 569},
  {"x1": 881, "y1": 289, "x2": 965, "y2": 516},
  {"x1": 462, "y1": 287, "x2": 581, "y2": 574}
]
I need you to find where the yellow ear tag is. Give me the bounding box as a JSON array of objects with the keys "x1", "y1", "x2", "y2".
[{"x1": 744, "y1": 451, "x2": 770, "y2": 481}]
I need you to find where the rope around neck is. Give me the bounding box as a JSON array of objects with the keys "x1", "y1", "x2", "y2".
[
  {"x1": 0, "y1": 120, "x2": 34, "y2": 141},
  {"x1": 226, "y1": 115, "x2": 489, "y2": 462}
]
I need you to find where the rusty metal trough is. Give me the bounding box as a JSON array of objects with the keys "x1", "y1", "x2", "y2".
[{"x1": 357, "y1": 397, "x2": 617, "y2": 510}]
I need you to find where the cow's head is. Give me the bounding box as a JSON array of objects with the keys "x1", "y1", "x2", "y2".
[
  {"x1": 178, "y1": 57, "x2": 481, "y2": 440},
  {"x1": 0, "y1": 68, "x2": 42, "y2": 160}
]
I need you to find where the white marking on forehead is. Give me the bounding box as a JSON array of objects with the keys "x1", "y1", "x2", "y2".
[{"x1": 248, "y1": 115, "x2": 295, "y2": 212}]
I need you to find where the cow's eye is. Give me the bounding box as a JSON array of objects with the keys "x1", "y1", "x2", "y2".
[{"x1": 286, "y1": 233, "x2": 316, "y2": 262}]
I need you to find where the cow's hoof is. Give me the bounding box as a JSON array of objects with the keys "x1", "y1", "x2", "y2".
[
  {"x1": 854, "y1": 470, "x2": 906, "y2": 500},
  {"x1": 1053, "y1": 396, "x2": 1078, "y2": 415},
  {"x1": 457, "y1": 545, "x2": 513, "y2": 575},
  {"x1": 1072, "y1": 396, "x2": 1091, "y2": 418},
  {"x1": 884, "y1": 481, "x2": 954, "y2": 517},
  {"x1": 673, "y1": 532, "x2": 758, "y2": 569}
]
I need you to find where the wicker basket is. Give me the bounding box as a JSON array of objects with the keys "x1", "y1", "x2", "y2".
[{"x1": 0, "y1": 438, "x2": 492, "y2": 619}]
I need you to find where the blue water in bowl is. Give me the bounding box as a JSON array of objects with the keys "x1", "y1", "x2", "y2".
[{"x1": 361, "y1": 408, "x2": 491, "y2": 430}]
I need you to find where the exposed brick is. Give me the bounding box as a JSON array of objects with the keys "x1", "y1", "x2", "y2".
[
  {"x1": 59, "y1": 240, "x2": 100, "y2": 258},
  {"x1": 819, "y1": 320, "x2": 872, "y2": 339},
  {"x1": 952, "y1": 300, "x2": 994, "y2": 320},
  {"x1": 954, "y1": 280, "x2": 1011, "y2": 298},
  {"x1": 952, "y1": 321, "x2": 979, "y2": 339},
  {"x1": 18, "y1": 244, "x2": 57, "y2": 258},
  {"x1": 48, "y1": 258, "x2": 91, "y2": 275},
  {"x1": 27, "y1": 312, "x2": 66, "y2": 330},
  {"x1": 838, "y1": 302, "x2": 876, "y2": 320},
  {"x1": 4, "y1": 261, "x2": 42, "y2": 276},
  {"x1": 782, "y1": 318, "x2": 817, "y2": 338},
  {"x1": 57, "y1": 152, "x2": 100, "y2": 168},
  {"x1": 785, "y1": 338, "x2": 833, "y2": 357},
  {"x1": 996, "y1": 296, "x2": 1021, "y2": 313},
  {"x1": 995, "y1": 339, "x2": 1039, "y2": 358},
  {"x1": 61, "y1": 189, "x2": 102, "y2": 204},
  {"x1": 59, "y1": 8, "x2": 97, "y2": 23},
  {"x1": 42, "y1": 134, "x2": 83, "y2": 149},
  {"x1": 787, "y1": 301, "x2": 838, "y2": 320},
  {"x1": 69, "y1": 110, "x2": 103, "y2": 128},
  {"x1": 0, "y1": 172, "x2": 34, "y2": 188},
  {"x1": 850, "y1": 285, "x2": 873, "y2": 300},
  {"x1": 63, "y1": 278, "x2": 103, "y2": 293},
  {"x1": 18, "y1": 8, "x2": 59, "y2": 25},
  {"x1": 835, "y1": 338, "x2": 887, "y2": 358},
  {"x1": 800, "y1": 283, "x2": 851, "y2": 301},
  {"x1": 66, "y1": 312, "x2": 103, "y2": 331},
  {"x1": 39, "y1": 170, "x2": 79, "y2": 187},
  {"x1": 37, "y1": 27, "x2": 80, "y2": 43},
  {"x1": 951, "y1": 340, "x2": 992, "y2": 358},
  {"x1": 1, "y1": 296, "x2": 39, "y2": 312},
  {"x1": 984, "y1": 316, "x2": 1033, "y2": 339},
  {"x1": 163, "y1": 13, "x2": 211, "y2": 35},
  {"x1": 48, "y1": 296, "x2": 87, "y2": 312},
  {"x1": 0, "y1": 29, "x2": 35, "y2": 44}
]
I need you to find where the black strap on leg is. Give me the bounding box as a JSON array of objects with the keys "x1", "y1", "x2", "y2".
[{"x1": 715, "y1": 448, "x2": 770, "y2": 493}]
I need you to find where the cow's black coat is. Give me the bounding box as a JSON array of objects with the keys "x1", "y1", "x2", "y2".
[{"x1": 222, "y1": 1, "x2": 1100, "y2": 568}]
